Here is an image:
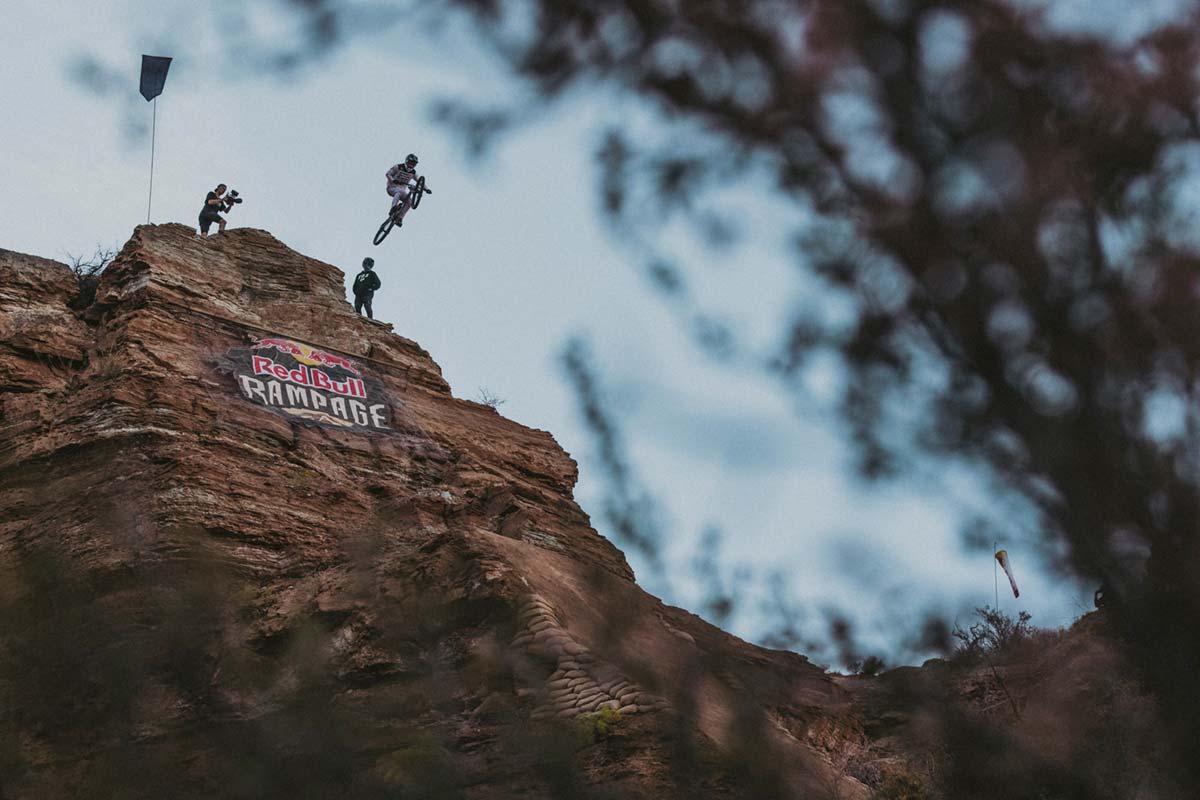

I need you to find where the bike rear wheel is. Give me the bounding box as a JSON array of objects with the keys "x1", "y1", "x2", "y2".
[{"x1": 373, "y1": 216, "x2": 395, "y2": 246}]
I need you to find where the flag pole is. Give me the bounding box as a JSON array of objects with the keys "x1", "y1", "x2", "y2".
[
  {"x1": 147, "y1": 97, "x2": 157, "y2": 224},
  {"x1": 139, "y1": 54, "x2": 171, "y2": 224}
]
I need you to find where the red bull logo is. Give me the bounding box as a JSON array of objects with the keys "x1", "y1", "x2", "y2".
[
  {"x1": 251, "y1": 337, "x2": 361, "y2": 376},
  {"x1": 224, "y1": 336, "x2": 391, "y2": 431}
]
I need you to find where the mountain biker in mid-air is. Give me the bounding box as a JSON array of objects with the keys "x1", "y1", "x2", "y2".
[{"x1": 385, "y1": 154, "x2": 421, "y2": 227}]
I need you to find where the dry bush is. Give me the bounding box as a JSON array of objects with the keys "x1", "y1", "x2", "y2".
[
  {"x1": 951, "y1": 607, "x2": 1038, "y2": 665},
  {"x1": 476, "y1": 387, "x2": 506, "y2": 409},
  {"x1": 65, "y1": 245, "x2": 117, "y2": 307}
]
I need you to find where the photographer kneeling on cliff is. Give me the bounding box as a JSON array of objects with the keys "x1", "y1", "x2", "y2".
[{"x1": 197, "y1": 183, "x2": 243, "y2": 237}]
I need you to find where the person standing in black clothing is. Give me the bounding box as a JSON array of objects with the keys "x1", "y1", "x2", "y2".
[
  {"x1": 198, "y1": 183, "x2": 228, "y2": 237},
  {"x1": 353, "y1": 258, "x2": 382, "y2": 319}
]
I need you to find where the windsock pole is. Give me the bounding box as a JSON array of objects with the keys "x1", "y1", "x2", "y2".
[{"x1": 147, "y1": 97, "x2": 157, "y2": 224}]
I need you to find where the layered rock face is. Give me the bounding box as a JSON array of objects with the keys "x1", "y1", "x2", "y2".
[{"x1": 0, "y1": 226, "x2": 863, "y2": 798}]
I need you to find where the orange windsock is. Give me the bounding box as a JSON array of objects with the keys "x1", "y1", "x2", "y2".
[{"x1": 995, "y1": 550, "x2": 1019, "y2": 598}]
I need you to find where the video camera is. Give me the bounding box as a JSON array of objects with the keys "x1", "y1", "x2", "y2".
[{"x1": 221, "y1": 190, "x2": 244, "y2": 211}]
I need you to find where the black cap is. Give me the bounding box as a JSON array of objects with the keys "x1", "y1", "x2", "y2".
[{"x1": 362, "y1": 257, "x2": 375, "y2": 269}]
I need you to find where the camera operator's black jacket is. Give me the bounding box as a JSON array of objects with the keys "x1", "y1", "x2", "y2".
[
  {"x1": 200, "y1": 192, "x2": 223, "y2": 219},
  {"x1": 353, "y1": 271, "x2": 381, "y2": 297}
]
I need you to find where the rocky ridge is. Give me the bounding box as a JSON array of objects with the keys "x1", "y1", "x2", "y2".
[{"x1": 0, "y1": 225, "x2": 866, "y2": 798}]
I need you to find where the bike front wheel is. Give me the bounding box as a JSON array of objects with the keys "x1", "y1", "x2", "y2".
[{"x1": 410, "y1": 176, "x2": 426, "y2": 210}]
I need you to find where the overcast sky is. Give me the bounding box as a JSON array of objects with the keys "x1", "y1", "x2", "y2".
[{"x1": 6, "y1": 0, "x2": 1177, "y2": 662}]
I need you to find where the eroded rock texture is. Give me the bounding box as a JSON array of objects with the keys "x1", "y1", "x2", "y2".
[{"x1": 0, "y1": 226, "x2": 865, "y2": 798}]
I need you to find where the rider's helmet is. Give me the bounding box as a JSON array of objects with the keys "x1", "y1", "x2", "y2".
[
  {"x1": 362, "y1": 257, "x2": 375, "y2": 269},
  {"x1": 405, "y1": 153, "x2": 419, "y2": 167}
]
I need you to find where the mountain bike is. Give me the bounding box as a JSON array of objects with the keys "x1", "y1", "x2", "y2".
[{"x1": 373, "y1": 176, "x2": 431, "y2": 245}]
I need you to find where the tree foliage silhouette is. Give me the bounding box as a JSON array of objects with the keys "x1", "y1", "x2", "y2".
[{"x1": 71, "y1": 0, "x2": 1200, "y2": 793}]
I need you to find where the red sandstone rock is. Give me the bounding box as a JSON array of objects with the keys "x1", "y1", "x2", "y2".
[{"x1": 0, "y1": 225, "x2": 866, "y2": 799}]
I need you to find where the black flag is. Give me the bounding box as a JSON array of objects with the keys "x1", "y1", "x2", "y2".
[{"x1": 139, "y1": 55, "x2": 172, "y2": 102}]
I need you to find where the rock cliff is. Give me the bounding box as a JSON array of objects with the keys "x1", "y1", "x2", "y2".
[{"x1": 0, "y1": 225, "x2": 865, "y2": 798}]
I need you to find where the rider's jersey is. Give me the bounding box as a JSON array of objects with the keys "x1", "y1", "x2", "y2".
[{"x1": 386, "y1": 163, "x2": 418, "y2": 189}]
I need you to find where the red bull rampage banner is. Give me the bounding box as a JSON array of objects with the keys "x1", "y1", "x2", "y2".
[{"x1": 220, "y1": 336, "x2": 392, "y2": 431}]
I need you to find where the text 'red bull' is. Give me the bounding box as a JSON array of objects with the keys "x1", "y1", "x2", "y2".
[{"x1": 252, "y1": 355, "x2": 367, "y2": 398}]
